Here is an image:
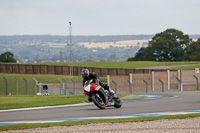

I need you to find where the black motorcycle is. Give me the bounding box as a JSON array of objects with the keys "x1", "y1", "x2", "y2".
[{"x1": 84, "y1": 79, "x2": 122, "y2": 109}]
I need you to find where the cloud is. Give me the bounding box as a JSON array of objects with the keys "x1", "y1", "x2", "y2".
[{"x1": 0, "y1": 0, "x2": 200, "y2": 35}]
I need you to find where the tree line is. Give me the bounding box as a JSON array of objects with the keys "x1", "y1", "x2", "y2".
[
  {"x1": 1, "y1": 29, "x2": 200, "y2": 63},
  {"x1": 127, "y1": 28, "x2": 200, "y2": 61}
]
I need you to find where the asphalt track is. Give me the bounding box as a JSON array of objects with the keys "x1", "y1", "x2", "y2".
[{"x1": 0, "y1": 91, "x2": 200, "y2": 125}]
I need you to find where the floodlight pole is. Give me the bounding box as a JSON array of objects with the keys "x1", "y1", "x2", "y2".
[{"x1": 68, "y1": 22, "x2": 73, "y2": 89}]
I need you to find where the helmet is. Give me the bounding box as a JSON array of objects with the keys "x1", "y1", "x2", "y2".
[{"x1": 81, "y1": 69, "x2": 89, "y2": 79}]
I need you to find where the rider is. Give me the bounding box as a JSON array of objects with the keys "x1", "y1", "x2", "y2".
[{"x1": 81, "y1": 69, "x2": 115, "y2": 101}]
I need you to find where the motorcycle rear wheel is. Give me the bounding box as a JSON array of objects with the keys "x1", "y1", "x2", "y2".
[{"x1": 91, "y1": 93, "x2": 106, "y2": 109}]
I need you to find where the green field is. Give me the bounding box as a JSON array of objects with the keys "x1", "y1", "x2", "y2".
[
  {"x1": 0, "y1": 73, "x2": 82, "y2": 83},
  {"x1": 0, "y1": 73, "x2": 107, "y2": 84},
  {"x1": 2, "y1": 61, "x2": 200, "y2": 69},
  {"x1": 170, "y1": 64, "x2": 200, "y2": 70},
  {"x1": 1, "y1": 113, "x2": 200, "y2": 131},
  {"x1": 0, "y1": 95, "x2": 88, "y2": 110},
  {"x1": 36, "y1": 61, "x2": 200, "y2": 68},
  {"x1": 0, "y1": 74, "x2": 89, "y2": 95},
  {"x1": 0, "y1": 94, "x2": 127, "y2": 110}
]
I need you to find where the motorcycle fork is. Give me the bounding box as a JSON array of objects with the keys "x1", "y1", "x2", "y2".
[{"x1": 108, "y1": 94, "x2": 114, "y2": 102}]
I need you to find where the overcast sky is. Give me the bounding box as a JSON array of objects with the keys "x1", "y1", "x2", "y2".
[{"x1": 0, "y1": 0, "x2": 200, "y2": 36}]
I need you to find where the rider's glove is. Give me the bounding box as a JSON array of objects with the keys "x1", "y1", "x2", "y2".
[{"x1": 104, "y1": 84, "x2": 109, "y2": 90}]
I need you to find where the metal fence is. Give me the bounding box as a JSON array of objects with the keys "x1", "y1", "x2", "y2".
[
  {"x1": 0, "y1": 78, "x2": 36, "y2": 95},
  {"x1": 1, "y1": 72, "x2": 198, "y2": 95},
  {"x1": 36, "y1": 79, "x2": 84, "y2": 95},
  {"x1": 0, "y1": 77, "x2": 84, "y2": 96}
]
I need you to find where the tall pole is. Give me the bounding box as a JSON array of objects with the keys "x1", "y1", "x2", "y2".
[{"x1": 69, "y1": 22, "x2": 73, "y2": 89}]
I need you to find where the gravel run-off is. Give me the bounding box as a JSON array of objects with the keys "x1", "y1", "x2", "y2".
[{"x1": 2, "y1": 117, "x2": 200, "y2": 133}]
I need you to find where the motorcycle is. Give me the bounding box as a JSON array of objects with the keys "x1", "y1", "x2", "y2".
[{"x1": 84, "y1": 79, "x2": 122, "y2": 109}]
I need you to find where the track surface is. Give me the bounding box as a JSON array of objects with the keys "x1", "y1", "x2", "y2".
[{"x1": 1, "y1": 91, "x2": 200, "y2": 123}]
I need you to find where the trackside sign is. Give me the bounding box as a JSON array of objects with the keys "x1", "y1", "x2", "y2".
[{"x1": 195, "y1": 68, "x2": 199, "y2": 73}]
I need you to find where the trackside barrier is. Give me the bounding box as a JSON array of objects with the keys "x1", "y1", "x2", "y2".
[
  {"x1": 159, "y1": 79, "x2": 164, "y2": 92},
  {"x1": 57, "y1": 78, "x2": 63, "y2": 95},
  {"x1": 167, "y1": 70, "x2": 170, "y2": 91},
  {"x1": 14, "y1": 78, "x2": 18, "y2": 95},
  {"x1": 0, "y1": 63, "x2": 173, "y2": 77},
  {"x1": 23, "y1": 78, "x2": 28, "y2": 95},
  {"x1": 70, "y1": 79, "x2": 75, "y2": 95},
  {"x1": 0, "y1": 77, "x2": 80, "y2": 95},
  {"x1": 57, "y1": 78, "x2": 70, "y2": 95},
  {"x1": 176, "y1": 77, "x2": 182, "y2": 91},
  {"x1": 3, "y1": 77, "x2": 8, "y2": 95},
  {"x1": 127, "y1": 80, "x2": 133, "y2": 95},
  {"x1": 0, "y1": 77, "x2": 36, "y2": 95},
  {"x1": 152, "y1": 71, "x2": 154, "y2": 91},
  {"x1": 62, "y1": 78, "x2": 67, "y2": 95},
  {"x1": 143, "y1": 79, "x2": 148, "y2": 93},
  {"x1": 112, "y1": 80, "x2": 117, "y2": 94},
  {"x1": 193, "y1": 75, "x2": 199, "y2": 90},
  {"x1": 1, "y1": 69, "x2": 187, "y2": 95},
  {"x1": 33, "y1": 78, "x2": 38, "y2": 95},
  {"x1": 107, "y1": 75, "x2": 110, "y2": 87}
]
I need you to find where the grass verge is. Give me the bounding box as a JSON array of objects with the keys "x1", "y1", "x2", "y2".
[
  {"x1": 0, "y1": 73, "x2": 107, "y2": 83},
  {"x1": 0, "y1": 73, "x2": 82, "y2": 83},
  {"x1": 170, "y1": 64, "x2": 200, "y2": 70},
  {"x1": 1, "y1": 113, "x2": 200, "y2": 131},
  {"x1": 0, "y1": 94, "x2": 127, "y2": 110},
  {"x1": 36, "y1": 61, "x2": 200, "y2": 68},
  {"x1": 0, "y1": 95, "x2": 88, "y2": 110}
]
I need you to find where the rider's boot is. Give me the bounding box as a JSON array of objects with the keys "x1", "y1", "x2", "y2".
[
  {"x1": 101, "y1": 83, "x2": 115, "y2": 94},
  {"x1": 108, "y1": 88, "x2": 115, "y2": 94},
  {"x1": 88, "y1": 95, "x2": 92, "y2": 102}
]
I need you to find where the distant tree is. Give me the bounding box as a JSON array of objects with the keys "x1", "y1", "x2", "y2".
[
  {"x1": 127, "y1": 28, "x2": 192, "y2": 61},
  {"x1": 149, "y1": 29, "x2": 191, "y2": 61},
  {"x1": 184, "y1": 38, "x2": 200, "y2": 61},
  {"x1": 127, "y1": 47, "x2": 155, "y2": 61},
  {"x1": 0, "y1": 51, "x2": 17, "y2": 63}
]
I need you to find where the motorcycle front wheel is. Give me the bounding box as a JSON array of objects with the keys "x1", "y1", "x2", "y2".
[{"x1": 91, "y1": 93, "x2": 106, "y2": 109}]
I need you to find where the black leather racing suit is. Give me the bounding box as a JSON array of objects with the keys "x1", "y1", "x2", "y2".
[{"x1": 82, "y1": 72, "x2": 109, "y2": 90}]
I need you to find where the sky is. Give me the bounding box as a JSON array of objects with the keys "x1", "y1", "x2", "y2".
[{"x1": 0, "y1": 0, "x2": 200, "y2": 36}]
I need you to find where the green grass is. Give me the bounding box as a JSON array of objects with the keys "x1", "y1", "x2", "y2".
[
  {"x1": 0, "y1": 73, "x2": 85, "y2": 95},
  {"x1": 34, "y1": 61, "x2": 200, "y2": 68},
  {"x1": 0, "y1": 73, "x2": 107, "y2": 83},
  {"x1": 0, "y1": 94, "x2": 126, "y2": 110},
  {"x1": 1, "y1": 113, "x2": 200, "y2": 131},
  {"x1": 0, "y1": 95, "x2": 89, "y2": 110},
  {"x1": 170, "y1": 64, "x2": 200, "y2": 70},
  {"x1": 0, "y1": 73, "x2": 83, "y2": 83},
  {"x1": 2, "y1": 61, "x2": 200, "y2": 69}
]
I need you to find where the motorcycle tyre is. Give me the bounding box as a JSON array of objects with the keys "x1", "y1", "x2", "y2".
[
  {"x1": 114, "y1": 98, "x2": 122, "y2": 108},
  {"x1": 91, "y1": 93, "x2": 106, "y2": 109}
]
